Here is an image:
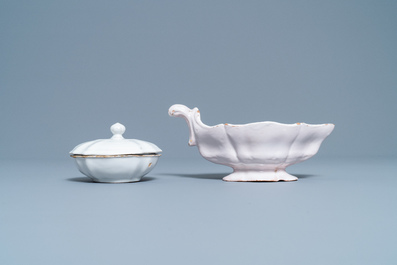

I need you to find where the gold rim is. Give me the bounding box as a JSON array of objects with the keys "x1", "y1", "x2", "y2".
[{"x1": 70, "y1": 153, "x2": 161, "y2": 158}]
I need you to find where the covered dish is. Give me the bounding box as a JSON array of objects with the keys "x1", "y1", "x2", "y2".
[{"x1": 70, "y1": 123, "x2": 161, "y2": 183}]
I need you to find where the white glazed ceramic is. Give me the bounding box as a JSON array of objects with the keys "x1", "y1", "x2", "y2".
[
  {"x1": 70, "y1": 123, "x2": 161, "y2": 183},
  {"x1": 169, "y1": 104, "x2": 334, "y2": 182}
]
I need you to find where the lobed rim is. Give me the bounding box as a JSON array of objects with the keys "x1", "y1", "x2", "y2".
[
  {"x1": 211, "y1": 121, "x2": 335, "y2": 128},
  {"x1": 70, "y1": 153, "x2": 161, "y2": 158}
]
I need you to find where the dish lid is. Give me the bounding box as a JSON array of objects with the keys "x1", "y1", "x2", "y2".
[{"x1": 70, "y1": 123, "x2": 162, "y2": 156}]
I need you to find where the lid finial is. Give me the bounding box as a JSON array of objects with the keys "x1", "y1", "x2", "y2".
[{"x1": 111, "y1": 123, "x2": 125, "y2": 139}]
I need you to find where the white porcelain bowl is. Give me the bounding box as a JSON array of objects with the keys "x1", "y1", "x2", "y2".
[
  {"x1": 71, "y1": 154, "x2": 160, "y2": 183},
  {"x1": 70, "y1": 123, "x2": 162, "y2": 183},
  {"x1": 169, "y1": 104, "x2": 334, "y2": 182}
]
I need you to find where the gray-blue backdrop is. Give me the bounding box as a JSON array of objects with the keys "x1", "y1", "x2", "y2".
[{"x1": 1, "y1": 0, "x2": 396, "y2": 159}]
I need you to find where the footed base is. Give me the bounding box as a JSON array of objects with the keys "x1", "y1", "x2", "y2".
[
  {"x1": 223, "y1": 170, "x2": 298, "y2": 182},
  {"x1": 92, "y1": 180, "x2": 140, "y2": 183},
  {"x1": 88, "y1": 177, "x2": 141, "y2": 183}
]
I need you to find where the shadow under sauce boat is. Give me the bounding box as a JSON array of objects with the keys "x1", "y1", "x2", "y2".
[{"x1": 169, "y1": 104, "x2": 334, "y2": 182}]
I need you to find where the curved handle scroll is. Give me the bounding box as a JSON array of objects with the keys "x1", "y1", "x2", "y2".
[{"x1": 168, "y1": 104, "x2": 198, "y2": 146}]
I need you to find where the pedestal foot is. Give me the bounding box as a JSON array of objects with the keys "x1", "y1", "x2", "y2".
[{"x1": 223, "y1": 170, "x2": 298, "y2": 182}]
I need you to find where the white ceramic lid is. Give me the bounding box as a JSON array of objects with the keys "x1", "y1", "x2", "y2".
[{"x1": 70, "y1": 123, "x2": 162, "y2": 156}]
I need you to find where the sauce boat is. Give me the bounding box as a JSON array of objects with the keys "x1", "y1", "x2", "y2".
[{"x1": 169, "y1": 104, "x2": 334, "y2": 182}]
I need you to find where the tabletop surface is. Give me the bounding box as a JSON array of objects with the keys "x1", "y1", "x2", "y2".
[{"x1": 1, "y1": 157, "x2": 396, "y2": 265}]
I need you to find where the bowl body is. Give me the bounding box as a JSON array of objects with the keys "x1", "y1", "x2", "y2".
[
  {"x1": 71, "y1": 154, "x2": 160, "y2": 183},
  {"x1": 195, "y1": 122, "x2": 334, "y2": 167},
  {"x1": 195, "y1": 122, "x2": 334, "y2": 181}
]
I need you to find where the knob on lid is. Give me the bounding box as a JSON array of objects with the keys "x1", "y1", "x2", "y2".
[
  {"x1": 70, "y1": 123, "x2": 162, "y2": 156},
  {"x1": 110, "y1": 123, "x2": 126, "y2": 139}
]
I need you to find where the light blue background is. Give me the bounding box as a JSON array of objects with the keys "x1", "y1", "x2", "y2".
[
  {"x1": 1, "y1": 0, "x2": 396, "y2": 159},
  {"x1": 1, "y1": 2, "x2": 397, "y2": 265},
  {"x1": 1, "y1": 157, "x2": 397, "y2": 265}
]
